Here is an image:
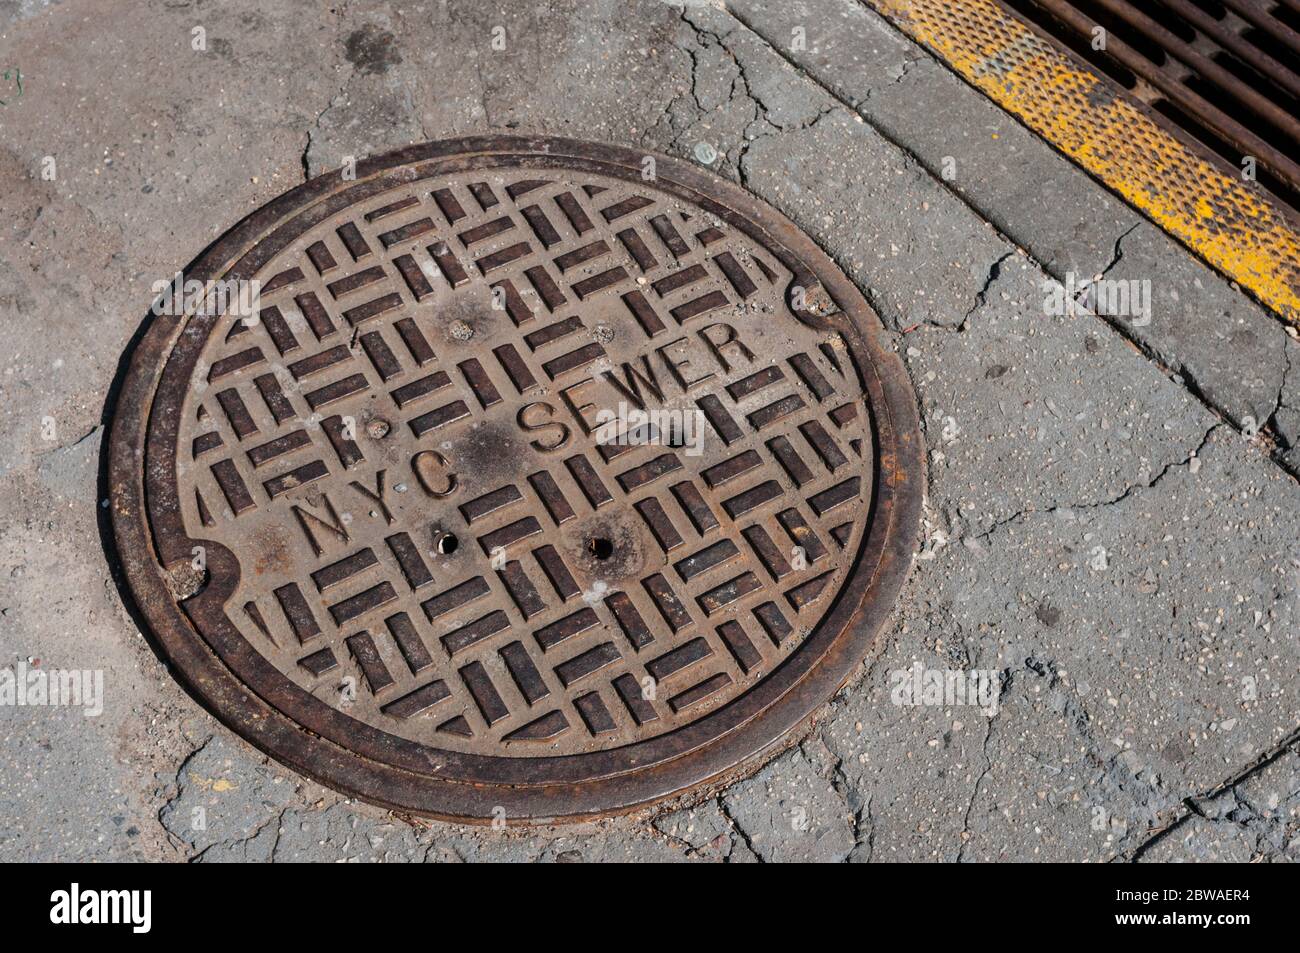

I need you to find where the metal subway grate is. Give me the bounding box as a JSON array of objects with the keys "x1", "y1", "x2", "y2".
[
  {"x1": 868, "y1": 0, "x2": 1300, "y2": 321},
  {"x1": 999, "y1": 0, "x2": 1300, "y2": 217}
]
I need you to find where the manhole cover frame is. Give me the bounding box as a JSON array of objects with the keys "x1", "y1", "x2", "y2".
[{"x1": 108, "y1": 136, "x2": 924, "y2": 822}]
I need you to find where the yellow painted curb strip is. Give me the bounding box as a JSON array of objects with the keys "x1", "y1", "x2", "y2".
[{"x1": 867, "y1": 0, "x2": 1300, "y2": 324}]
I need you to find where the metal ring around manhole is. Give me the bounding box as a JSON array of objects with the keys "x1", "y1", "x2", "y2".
[{"x1": 108, "y1": 136, "x2": 924, "y2": 822}]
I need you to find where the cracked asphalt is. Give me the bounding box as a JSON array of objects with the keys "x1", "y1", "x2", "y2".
[{"x1": 1, "y1": 0, "x2": 1297, "y2": 862}]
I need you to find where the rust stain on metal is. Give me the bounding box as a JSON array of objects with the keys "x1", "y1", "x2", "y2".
[{"x1": 108, "y1": 137, "x2": 924, "y2": 822}]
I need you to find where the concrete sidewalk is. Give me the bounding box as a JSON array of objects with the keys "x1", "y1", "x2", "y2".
[{"x1": 0, "y1": 0, "x2": 1296, "y2": 862}]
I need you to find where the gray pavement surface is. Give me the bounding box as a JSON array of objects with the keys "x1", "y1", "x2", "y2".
[{"x1": 0, "y1": 0, "x2": 1296, "y2": 862}]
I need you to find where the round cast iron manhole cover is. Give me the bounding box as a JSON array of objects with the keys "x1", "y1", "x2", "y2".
[{"x1": 109, "y1": 137, "x2": 923, "y2": 822}]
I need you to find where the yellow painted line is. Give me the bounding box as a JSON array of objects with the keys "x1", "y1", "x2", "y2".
[{"x1": 866, "y1": 0, "x2": 1300, "y2": 324}]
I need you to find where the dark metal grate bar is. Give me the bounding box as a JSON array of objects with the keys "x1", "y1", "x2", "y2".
[{"x1": 1000, "y1": 0, "x2": 1300, "y2": 216}]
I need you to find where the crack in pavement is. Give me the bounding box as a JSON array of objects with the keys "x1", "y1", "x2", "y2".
[
  {"x1": 299, "y1": 11, "x2": 358, "y2": 181},
  {"x1": 33, "y1": 423, "x2": 102, "y2": 459},
  {"x1": 1018, "y1": 656, "x2": 1167, "y2": 860},
  {"x1": 908, "y1": 248, "x2": 1017, "y2": 333},
  {"x1": 716, "y1": 794, "x2": 766, "y2": 863},
  {"x1": 819, "y1": 733, "x2": 870, "y2": 857},
  {"x1": 301, "y1": 83, "x2": 351, "y2": 180},
  {"x1": 675, "y1": 6, "x2": 837, "y2": 189},
  {"x1": 190, "y1": 806, "x2": 287, "y2": 864},
  {"x1": 955, "y1": 668, "x2": 1010, "y2": 861},
  {"x1": 1266, "y1": 336, "x2": 1296, "y2": 450},
  {"x1": 1096, "y1": 222, "x2": 1141, "y2": 282},
  {"x1": 971, "y1": 423, "x2": 1221, "y2": 544},
  {"x1": 1129, "y1": 728, "x2": 1300, "y2": 861},
  {"x1": 676, "y1": 7, "x2": 769, "y2": 182},
  {"x1": 1056, "y1": 222, "x2": 1291, "y2": 461},
  {"x1": 157, "y1": 735, "x2": 214, "y2": 858}
]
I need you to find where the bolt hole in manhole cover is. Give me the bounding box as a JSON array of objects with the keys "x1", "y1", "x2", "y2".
[{"x1": 108, "y1": 137, "x2": 923, "y2": 822}]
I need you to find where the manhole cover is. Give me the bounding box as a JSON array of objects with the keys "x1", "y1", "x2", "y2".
[{"x1": 109, "y1": 137, "x2": 923, "y2": 822}]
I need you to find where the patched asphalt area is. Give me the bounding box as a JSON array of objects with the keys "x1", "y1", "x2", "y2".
[{"x1": 0, "y1": 0, "x2": 1296, "y2": 862}]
